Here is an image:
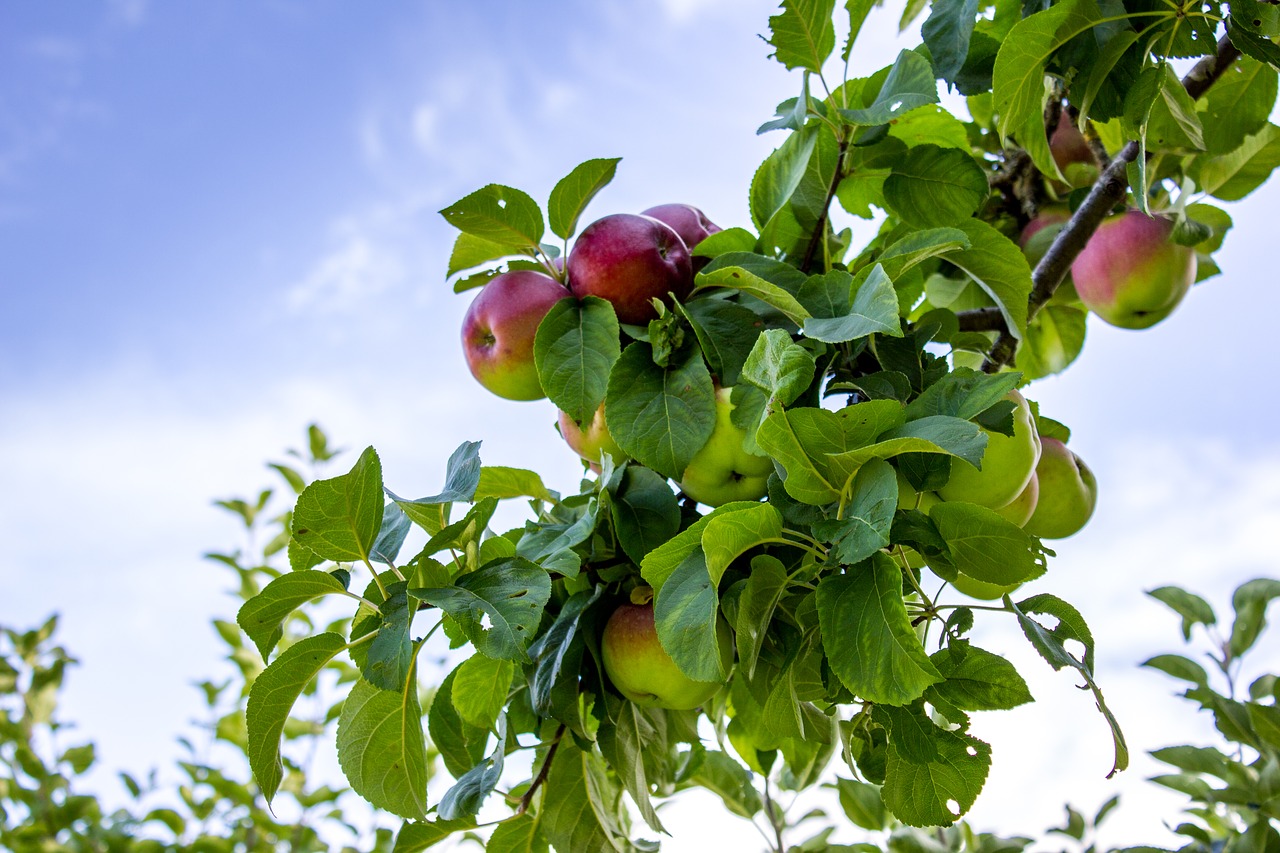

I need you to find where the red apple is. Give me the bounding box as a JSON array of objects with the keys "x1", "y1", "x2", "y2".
[
  {"x1": 460, "y1": 270, "x2": 569, "y2": 401},
  {"x1": 567, "y1": 213, "x2": 693, "y2": 325},
  {"x1": 1049, "y1": 119, "x2": 1100, "y2": 187},
  {"x1": 640, "y1": 203, "x2": 722, "y2": 271},
  {"x1": 557, "y1": 403, "x2": 626, "y2": 465},
  {"x1": 1071, "y1": 211, "x2": 1196, "y2": 329},
  {"x1": 600, "y1": 601, "x2": 728, "y2": 710}
]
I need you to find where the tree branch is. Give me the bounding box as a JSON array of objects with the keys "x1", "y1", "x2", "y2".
[
  {"x1": 975, "y1": 33, "x2": 1242, "y2": 373},
  {"x1": 516, "y1": 723, "x2": 566, "y2": 816},
  {"x1": 801, "y1": 137, "x2": 850, "y2": 273}
]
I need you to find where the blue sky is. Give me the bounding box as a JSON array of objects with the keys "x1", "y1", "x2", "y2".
[{"x1": 2, "y1": 0, "x2": 1278, "y2": 848}]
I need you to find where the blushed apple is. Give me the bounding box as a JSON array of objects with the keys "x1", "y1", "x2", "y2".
[
  {"x1": 937, "y1": 390, "x2": 1042, "y2": 509},
  {"x1": 1025, "y1": 437, "x2": 1097, "y2": 539},
  {"x1": 601, "y1": 601, "x2": 729, "y2": 710},
  {"x1": 1050, "y1": 119, "x2": 1100, "y2": 187},
  {"x1": 460, "y1": 270, "x2": 569, "y2": 400},
  {"x1": 557, "y1": 403, "x2": 626, "y2": 466},
  {"x1": 640, "y1": 203, "x2": 722, "y2": 271},
  {"x1": 678, "y1": 387, "x2": 773, "y2": 507},
  {"x1": 567, "y1": 213, "x2": 693, "y2": 325},
  {"x1": 1071, "y1": 211, "x2": 1196, "y2": 329}
]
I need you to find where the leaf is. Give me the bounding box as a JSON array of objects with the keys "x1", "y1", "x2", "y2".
[
  {"x1": 412, "y1": 557, "x2": 552, "y2": 662},
  {"x1": 597, "y1": 700, "x2": 664, "y2": 833},
  {"x1": 610, "y1": 466, "x2": 682, "y2": 564},
  {"x1": 922, "y1": 0, "x2": 980, "y2": 83},
  {"x1": 817, "y1": 553, "x2": 943, "y2": 705},
  {"x1": 750, "y1": 123, "x2": 821, "y2": 232},
  {"x1": 767, "y1": 0, "x2": 838, "y2": 72},
  {"x1": 392, "y1": 818, "x2": 476, "y2": 853},
  {"x1": 825, "y1": 415, "x2": 988, "y2": 487},
  {"x1": 429, "y1": 667, "x2": 489, "y2": 778},
  {"x1": 1194, "y1": 122, "x2": 1280, "y2": 201},
  {"x1": 640, "y1": 501, "x2": 762, "y2": 591},
  {"x1": 702, "y1": 503, "x2": 785, "y2": 582},
  {"x1": 372, "y1": 502, "x2": 413, "y2": 566},
  {"x1": 930, "y1": 502, "x2": 1045, "y2": 585},
  {"x1": 736, "y1": 555, "x2": 791, "y2": 678},
  {"x1": 681, "y1": 296, "x2": 764, "y2": 387},
  {"x1": 452, "y1": 654, "x2": 514, "y2": 732},
  {"x1": 246, "y1": 632, "x2": 346, "y2": 803},
  {"x1": 365, "y1": 592, "x2": 416, "y2": 692},
  {"x1": 1228, "y1": 15, "x2": 1280, "y2": 68},
  {"x1": 447, "y1": 232, "x2": 521, "y2": 279},
  {"x1": 802, "y1": 265, "x2": 903, "y2": 343},
  {"x1": 534, "y1": 297, "x2": 621, "y2": 425},
  {"x1": 1229, "y1": 577, "x2": 1280, "y2": 657},
  {"x1": 875, "y1": 228, "x2": 971, "y2": 280},
  {"x1": 654, "y1": 550, "x2": 726, "y2": 682},
  {"x1": 1016, "y1": 304, "x2": 1087, "y2": 380},
  {"x1": 439, "y1": 184, "x2": 544, "y2": 252},
  {"x1": 475, "y1": 466, "x2": 556, "y2": 502},
  {"x1": 487, "y1": 813, "x2": 548, "y2": 853},
  {"x1": 605, "y1": 341, "x2": 717, "y2": 480},
  {"x1": 1143, "y1": 64, "x2": 1206, "y2": 152},
  {"x1": 840, "y1": 50, "x2": 940, "y2": 125},
  {"x1": 515, "y1": 498, "x2": 599, "y2": 576},
  {"x1": 527, "y1": 589, "x2": 600, "y2": 736},
  {"x1": 389, "y1": 441, "x2": 482, "y2": 519},
  {"x1": 741, "y1": 328, "x2": 818, "y2": 408},
  {"x1": 883, "y1": 145, "x2": 988, "y2": 228},
  {"x1": 812, "y1": 459, "x2": 898, "y2": 564},
  {"x1": 1198, "y1": 58, "x2": 1277, "y2": 155},
  {"x1": 834, "y1": 777, "x2": 889, "y2": 830},
  {"x1": 292, "y1": 446, "x2": 384, "y2": 564},
  {"x1": 903, "y1": 367, "x2": 1021, "y2": 421},
  {"x1": 237, "y1": 570, "x2": 348, "y2": 661},
  {"x1": 927, "y1": 643, "x2": 1034, "y2": 710},
  {"x1": 548, "y1": 158, "x2": 621, "y2": 240},
  {"x1": 1141, "y1": 653, "x2": 1209, "y2": 688},
  {"x1": 337, "y1": 674, "x2": 430, "y2": 821},
  {"x1": 939, "y1": 219, "x2": 1033, "y2": 339},
  {"x1": 1147, "y1": 585, "x2": 1216, "y2": 640},
  {"x1": 438, "y1": 715, "x2": 507, "y2": 820},
  {"x1": 879, "y1": 705, "x2": 992, "y2": 826},
  {"x1": 541, "y1": 745, "x2": 630, "y2": 853},
  {"x1": 686, "y1": 749, "x2": 764, "y2": 817}
]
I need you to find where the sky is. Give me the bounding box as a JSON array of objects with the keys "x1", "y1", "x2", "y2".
[{"x1": 1, "y1": 0, "x2": 1278, "y2": 848}]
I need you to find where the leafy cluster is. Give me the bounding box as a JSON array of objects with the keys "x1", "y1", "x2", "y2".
[{"x1": 231, "y1": 0, "x2": 1280, "y2": 850}]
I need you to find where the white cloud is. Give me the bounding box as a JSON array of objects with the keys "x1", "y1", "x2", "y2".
[
  {"x1": 108, "y1": 0, "x2": 149, "y2": 27},
  {"x1": 286, "y1": 231, "x2": 405, "y2": 312},
  {"x1": 658, "y1": 0, "x2": 732, "y2": 24}
]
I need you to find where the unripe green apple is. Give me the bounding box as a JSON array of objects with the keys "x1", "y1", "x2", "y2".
[
  {"x1": 950, "y1": 572, "x2": 1022, "y2": 601},
  {"x1": 896, "y1": 468, "x2": 940, "y2": 512},
  {"x1": 1071, "y1": 211, "x2": 1196, "y2": 329},
  {"x1": 937, "y1": 390, "x2": 1042, "y2": 509},
  {"x1": 678, "y1": 387, "x2": 773, "y2": 507},
  {"x1": 567, "y1": 213, "x2": 693, "y2": 325},
  {"x1": 557, "y1": 403, "x2": 625, "y2": 466},
  {"x1": 1025, "y1": 437, "x2": 1097, "y2": 539},
  {"x1": 993, "y1": 471, "x2": 1039, "y2": 527},
  {"x1": 600, "y1": 601, "x2": 729, "y2": 710},
  {"x1": 460, "y1": 270, "x2": 569, "y2": 400}
]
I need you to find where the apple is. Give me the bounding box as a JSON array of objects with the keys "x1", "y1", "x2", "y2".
[
  {"x1": 600, "y1": 601, "x2": 729, "y2": 710},
  {"x1": 993, "y1": 472, "x2": 1039, "y2": 527},
  {"x1": 937, "y1": 390, "x2": 1042, "y2": 509},
  {"x1": 557, "y1": 403, "x2": 625, "y2": 465},
  {"x1": 640, "y1": 203, "x2": 722, "y2": 271},
  {"x1": 1049, "y1": 119, "x2": 1100, "y2": 187},
  {"x1": 677, "y1": 387, "x2": 773, "y2": 507},
  {"x1": 1070, "y1": 211, "x2": 1196, "y2": 329},
  {"x1": 951, "y1": 572, "x2": 1022, "y2": 601},
  {"x1": 567, "y1": 213, "x2": 693, "y2": 325},
  {"x1": 460, "y1": 270, "x2": 569, "y2": 400},
  {"x1": 896, "y1": 468, "x2": 940, "y2": 512},
  {"x1": 1025, "y1": 437, "x2": 1097, "y2": 539}
]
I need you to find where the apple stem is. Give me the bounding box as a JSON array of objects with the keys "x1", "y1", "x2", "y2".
[{"x1": 965, "y1": 33, "x2": 1241, "y2": 373}]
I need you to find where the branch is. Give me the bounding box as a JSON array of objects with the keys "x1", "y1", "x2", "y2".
[
  {"x1": 800, "y1": 137, "x2": 851, "y2": 273},
  {"x1": 975, "y1": 33, "x2": 1242, "y2": 373},
  {"x1": 516, "y1": 723, "x2": 565, "y2": 815}
]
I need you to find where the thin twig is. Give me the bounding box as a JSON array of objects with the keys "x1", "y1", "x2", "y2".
[
  {"x1": 516, "y1": 723, "x2": 566, "y2": 816},
  {"x1": 800, "y1": 137, "x2": 851, "y2": 273}
]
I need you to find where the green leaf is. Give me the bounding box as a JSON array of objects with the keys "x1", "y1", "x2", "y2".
[
  {"x1": 1142, "y1": 64, "x2": 1206, "y2": 152},
  {"x1": 447, "y1": 232, "x2": 521, "y2": 279},
  {"x1": 927, "y1": 642, "x2": 1034, "y2": 710},
  {"x1": 750, "y1": 124, "x2": 821, "y2": 231},
  {"x1": 438, "y1": 715, "x2": 506, "y2": 820},
  {"x1": 703, "y1": 503, "x2": 785, "y2": 582},
  {"x1": 1147, "y1": 586, "x2": 1216, "y2": 640},
  {"x1": 741, "y1": 328, "x2": 818, "y2": 408},
  {"x1": 541, "y1": 745, "x2": 630, "y2": 853},
  {"x1": 939, "y1": 219, "x2": 1033, "y2": 339},
  {"x1": 534, "y1": 297, "x2": 621, "y2": 425},
  {"x1": 736, "y1": 555, "x2": 791, "y2": 678},
  {"x1": 439, "y1": 184, "x2": 544, "y2": 252},
  {"x1": 1229, "y1": 577, "x2": 1280, "y2": 657},
  {"x1": 686, "y1": 749, "x2": 764, "y2": 817},
  {"x1": 605, "y1": 341, "x2": 717, "y2": 480},
  {"x1": 833, "y1": 777, "x2": 888, "y2": 830},
  {"x1": 389, "y1": 441, "x2": 482, "y2": 519},
  {"x1": 1228, "y1": 15, "x2": 1280, "y2": 68},
  {"x1": 879, "y1": 705, "x2": 991, "y2": 826},
  {"x1": 246, "y1": 632, "x2": 346, "y2": 803},
  {"x1": 768, "y1": 0, "x2": 837, "y2": 72},
  {"x1": 922, "y1": 0, "x2": 980, "y2": 83},
  {"x1": 452, "y1": 654, "x2": 514, "y2": 732},
  {"x1": 429, "y1": 667, "x2": 489, "y2": 778},
  {"x1": 610, "y1": 466, "x2": 682, "y2": 564},
  {"x1": 883, "y1": 145, "x2": 988, "y2": 228},
  {"x1": 817, "y1": 553, "x2": 943, "y2": 704},
  {"x1": 1199, "y1": 58, "x2": 1278, "y2": 155},
  {"x1": 338, "y1": 674, "x2": 430, "y2": 821},
  {"x1": 875, "y1": 228, "x2": 971, "y2": 280},
  {"x1": 640, "y1": 501, "x2": 762, "y2": 592},
  {"x1": 654, "y1": 550, "x2": 727, "y2": 682},
  {"x1": 598, "y1": 699, "x2": 665, "y2": 833},
  {"x1": 487, "y1": 813, "x2": 548, "y2": 853},
  {"x1": 365, "y1": 592, "x2": 416, "y2": 692},
  {"x1": 801, "y1": 265, "x2": 903, "y2": 343},
  {"x1": 372, "y1": 502, "x2": 412, "y2": 566},
  {"x1": 1016, "y1": 305, "x2": 1087, "y2": 380},
  {"x1": 237, "y1": 570, "x2": 348, "y2": 661},
  {"x1": 548, "y1": 158, "x2": 621, "y2": 240},
  {"x1": 1194, "y1": 122, "x2": 1280, "y2": 201},
  {"x1": 412, "y1": 557, "x2": 552, "y2": 663},
  {"x1": 812, "y1": 459, "x2": 897, "y2": 564},
  {"x1": 1141, "y1": 653, "x2": 1209, "y2": 688},
  {"x1": 825, "y1": 415, "x2": 988, "y2": 487},
  {"x1": 681, "y1": 296, "x2": 764, "y2": 387},
  {"x1": 993, "y1": 0, "x2": 1101, "y2": 180},
  {"x1": 528, "y1": 589, "x2": 600, "y2": 736},
  {"x1": 515, "y1": 498, "x2": 599, "y2": 576},
  {"x1": 930, "y1": 503, "x2": 1044, "y2": 585},
  {"x1": 292, "y1": 446, "x2": 384, "y2": 564},
  {"x1": 475, "y1": 466, "x2": 556, "y2": 503},
  {"x1": 902, "y1": 367, "x2": 1020, "y2": 422},
  {"x1": 841, "y1": 50, "x2": 940, "y2": 125},
  {"x1": 392, "y1": 818, "x2": 477, "y2": 853}
]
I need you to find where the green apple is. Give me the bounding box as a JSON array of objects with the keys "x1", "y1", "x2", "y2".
[
  {"x1": 896, "y1": 468, "x2": 941, "y2": 512},
  {"x1": 938, "y1": 390, "x2": 1042, "y2": 509},
  {"x1": 951, "y1": 572, "x2": 1022, "y2": 601},
  {"x1": 600, "y1": 601, "x2": 729, "y2": 710},
  {"x1": 993, "y1": 471, "x2": 1039, "y2": 527},
  {"x1": 460, "y1": 270, "x2": 570, "y2": 400},
  {"x1": 1025, "y1": 437, "x2": 1097, "y2": 539},
  {"x1": 1071, "y1": 211, "x2": 1196, "y2": 329},
  {"x1": 677, "y1": 387, "x2": 773, "y2": 507},
  {"x1": 557, "y1": 402, "x2": 625, "y2": 466}
]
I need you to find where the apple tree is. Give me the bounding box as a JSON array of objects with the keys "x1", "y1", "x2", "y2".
[{"x1": 235, "y1": 0, "x2": 1280, "y2": 848}]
